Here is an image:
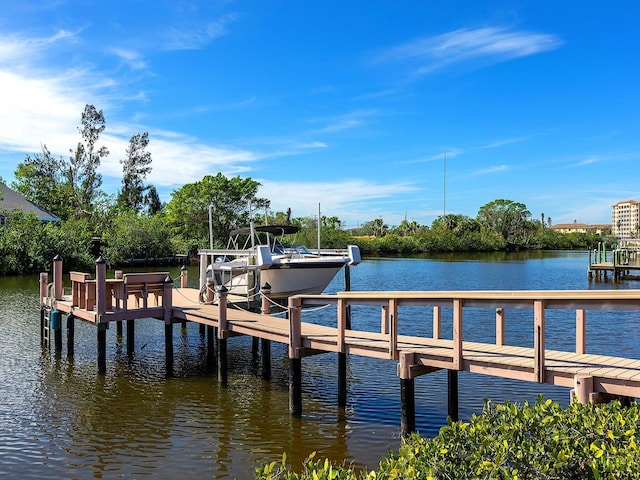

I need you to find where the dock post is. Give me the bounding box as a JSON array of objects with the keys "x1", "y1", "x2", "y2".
[
  {"x1": 206, "y1": 325, "x2": 215, "y2": 372},
  {"x1": 67, "y1": 314, "x2": 75, "y2": 358},
  {"x1": 39, "y1": 272, "x2": 48, "y2": 346},
  {"x1": 53, "y1": 254, "x2": 63, "y2": 300},
  {"x1": 217, "y1": 286, "x2": 228, "y2": 384},
  {"x1": 165, "y1": 322, "x2": 174, "y2": 376},
  {"x1": 290, "y1": 358, "x2": 302, "y2": 416},
  {"x1": 256, "y1": 283, "x2": 272, "y2": 364},
  {"x1": 97, "y1": 323, "x2": 107, "y2": 374},
  {"x1": 261, "y1": 338, "x2": 271, "y2": 380},
  {"x1": 126, "y1": 320, "x2": 135, "y2": 356},
  {"x1": 338, "y1": 352, "x2": 347, "y2": 408},
  {"x1": 400, "y1": 378, "x2": 415, "y2": 437},
  {"x1": 288, "y1": 296, "x2": 303, "y2": 416},
  {"x1": 52, "y1": 310, "x2": 63, "y2": 353},
  {"x1": 180, "y1": 266, "x2": 188, "y2": 330},
  {"x1": 448, "y1": 370, "x2": 459, "y2": 421}
]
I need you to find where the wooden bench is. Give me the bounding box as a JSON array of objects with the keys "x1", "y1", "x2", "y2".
[
  {"x1": 122, "y1": 272, "x2": 170, "y2": 310},
  {"x1": 70, "y1": 271, "x2": 96, "y2": 310}
]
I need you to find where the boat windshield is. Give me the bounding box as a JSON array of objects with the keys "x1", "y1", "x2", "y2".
[{"x1": 272, "y1": 243, "x2": 314, "y2": 256}]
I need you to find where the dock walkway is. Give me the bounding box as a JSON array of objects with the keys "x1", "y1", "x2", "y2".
[{"x1": 40, "y1": 256, "x2": 640, "y2": 435}]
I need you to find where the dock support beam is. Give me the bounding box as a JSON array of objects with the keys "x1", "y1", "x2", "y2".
[
  {"x1": 97, "y1": 323, "x2": 107, "y2": 374},
  {"x1": 289, "y1": 358, "x2": 302, "y2": 416},
  {"x1": 400, "y1": 378, "x2": 416, "y2": 437},
  {"x1": 448, "y1": 370, "x2": 459, "y2": 421}
]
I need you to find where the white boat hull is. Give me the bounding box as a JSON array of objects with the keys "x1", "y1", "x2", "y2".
[{"x1": 260, "y1": 263, "x2": 345, "y2": 297}]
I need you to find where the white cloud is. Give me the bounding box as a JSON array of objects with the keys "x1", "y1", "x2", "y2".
[
  {"x1": 258, "y1": 179, "x2": 420, "y2": 221},
  {"x1": 376, "y1": 26, "x2": 563, "y2": 76}
]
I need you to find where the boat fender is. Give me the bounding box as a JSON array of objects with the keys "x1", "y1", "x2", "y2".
[
  {"x1": 348, "y1": 245, "x2": 361, "y2": 266},
  {"x1": 256, "y1": 245, "x2": 273, "y2": 268}
]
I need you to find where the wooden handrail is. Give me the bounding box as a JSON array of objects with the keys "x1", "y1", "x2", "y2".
[{"x1": 295, "y1": 289, "x2": 640, "y2": 382}]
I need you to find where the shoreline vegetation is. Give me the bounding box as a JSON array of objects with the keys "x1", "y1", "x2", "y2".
[
  {"x1": 255, "y1": 397, "x2": 640, "y2": 479},
  {"x1": 1, "y1": 105, "x2": 612, "y2": 276},
  {"x1": 0, "y1": 187, "x2": 610, "y2": 276}
]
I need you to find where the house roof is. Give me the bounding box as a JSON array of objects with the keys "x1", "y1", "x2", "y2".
[{"x1": 0, "y1": 182, "x2": 60, "y2": 222}]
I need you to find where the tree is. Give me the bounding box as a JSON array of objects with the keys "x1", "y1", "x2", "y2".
[
  {"x1": 144, "y1": 185, "x2": 163, "y2": 214},
  {"x1": 164, "y1": 173, "x2": 267, "y2": 251},
  {"x1": 118, "y1": 132, "x2": 152, "y2": 212},
  {"x1": 13, "y1": 145, "x2": 73, "y2": 219},
  {"x1": 67, "y1": 104, "x2": 109, "y2": 218},
  {"x1": 477, "y1": 199, "x2": 532, "y2": 247}
]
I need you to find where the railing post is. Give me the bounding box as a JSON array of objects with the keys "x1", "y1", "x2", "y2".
[
  {"x1": 288, "y1": 296, "x2": 302, "y2": 359},
  {"x1": 288, "y1": 296, "x2": 303, "y2": 416},
  {"x1": 95, "y1": 256, "x2": 107, "y2": 318},
  {"x1": 495, "y1": 307, "x2": 505, "y2": 346},
  {"x1": 180, "y1": 265, "x2": 188, "y2": 288},
  {"x1": 576, "y1": 309, "x2": 586, "y2": 354},
  {"x1": 261, "y1": 283, "x2": 272, "y2": 315},
  {"x1": 217, "y1": 285, "x2": 228, "y2": 384},
  {"x1": 389, "y1": 299, "x2": 399, "y2": 360},
  {"x1": 163, "y1": 276, "x2": 173, "y2": 324},
  {"x1": 53, "y1": 254, "x2": 63, "y2": 300},
  {"x1": 381, "y1": 304, "x2": 389, "y2": 335},
  {"x1": 534, "y1": 300, "x2": 546, "y2": 383},
  {"x1": 433, "y1": 305, "x2": 441, "y2": 339},
  {"x1": 337, "y1": 298, "x2": 347, "y2": 353},
  {"x1": 452, "y1": 299, "x2": 463, "y2": 370},
  {"x1": 39, "y1": 272, "x2": 48, "y2": 307}
]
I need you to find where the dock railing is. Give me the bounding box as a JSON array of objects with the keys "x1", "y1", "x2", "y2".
[{"x1": 290, "y1": 290, "x2": 640, "y2": 386}]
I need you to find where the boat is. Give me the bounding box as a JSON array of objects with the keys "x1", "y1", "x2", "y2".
[{"x1": 197, "y1": 221, "x2": 361, "y2": 302}]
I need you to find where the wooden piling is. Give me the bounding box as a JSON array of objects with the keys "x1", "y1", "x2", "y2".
[
  {"x1": 67, "y1": 314, "x2": 75, "y2": 358},
  {"x1": 217, "y1": 286, "x2": 228, "y2": 384},
  {"x1": 54, "y1": 314, "x2": 62, "y2": 352},
  {"x1": 448, "y1": 370, "x2": 459, "y2": 421},
  {"x1": 97, "y1": 323, "x2": 107, "y2": 374},
  {"x1": 400, "y1": 378, "x2": 415, "y2": 437},
  {"x1": 338, "y1": 352, "x2": 347, "y2": 408},
  {"x1": 261, "y1": 338, "x2": 271, "y2": 380},
  {"x1": 165, "y1": 322, "x2": 174, "y2": 375},
  {"x1": 289, "y1": 357, "x2": 302, "y2": 416},
  {"x1": 126, "y1": 320, "x2": 135, "y2": 356},
  {"x1": 207, "y1": 325, "x2": 215, "y2": 372}
]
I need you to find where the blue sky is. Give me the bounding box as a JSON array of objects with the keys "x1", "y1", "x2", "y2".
[{"x1": 1, "y1": 1, "x2": 638, "y2": 228}]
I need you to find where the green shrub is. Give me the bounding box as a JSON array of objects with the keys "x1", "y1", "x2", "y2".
[{"x1": 255, "y1": 397, "x2": 640, "y2": 479}]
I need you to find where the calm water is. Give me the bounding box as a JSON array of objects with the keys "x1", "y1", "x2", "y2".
[{"x1": 2, "y1": 251, "x2": 640, "y2": 478}]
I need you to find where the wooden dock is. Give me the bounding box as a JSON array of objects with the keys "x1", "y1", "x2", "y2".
[{"x1": 40, "y1": 256, "x2": 640, "y2": 435}]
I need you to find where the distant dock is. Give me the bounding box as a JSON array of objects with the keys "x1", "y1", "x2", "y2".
[{"x1": 588, "y1": 242, "x2": 640, "y2": 281}]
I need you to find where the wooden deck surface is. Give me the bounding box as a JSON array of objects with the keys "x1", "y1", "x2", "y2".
[{"x1": 48, "y1": 285, "x2": 640, "y2": 400}]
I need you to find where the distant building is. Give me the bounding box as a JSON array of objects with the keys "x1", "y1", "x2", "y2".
[
  {"x1": 550, "y1": 223, "x2": 610, "y2": 235},
  {"x1": 612, "y1": 199, "x2": 640, "y2": 239},
  {"x1": 0, "y1": 182, "x2": 60, "y2": 226}
]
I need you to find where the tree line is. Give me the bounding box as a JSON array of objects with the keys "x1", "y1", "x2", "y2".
[{"x1": 0, "y1": 105, "x2": 611, "y2": 275}]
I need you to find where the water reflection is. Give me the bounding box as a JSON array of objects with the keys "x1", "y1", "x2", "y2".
[{"x1": 2, "y1": 251, "x2": 640, "y2": 478}]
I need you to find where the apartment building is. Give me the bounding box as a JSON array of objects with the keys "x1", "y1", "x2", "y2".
[{"x1": 612, "y1": 199, "x2": 640, "y2": 239}]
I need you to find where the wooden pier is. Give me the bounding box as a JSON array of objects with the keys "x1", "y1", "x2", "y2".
[{"x1": 40, "y1": 256, "x2": 640, "y2": 435}]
